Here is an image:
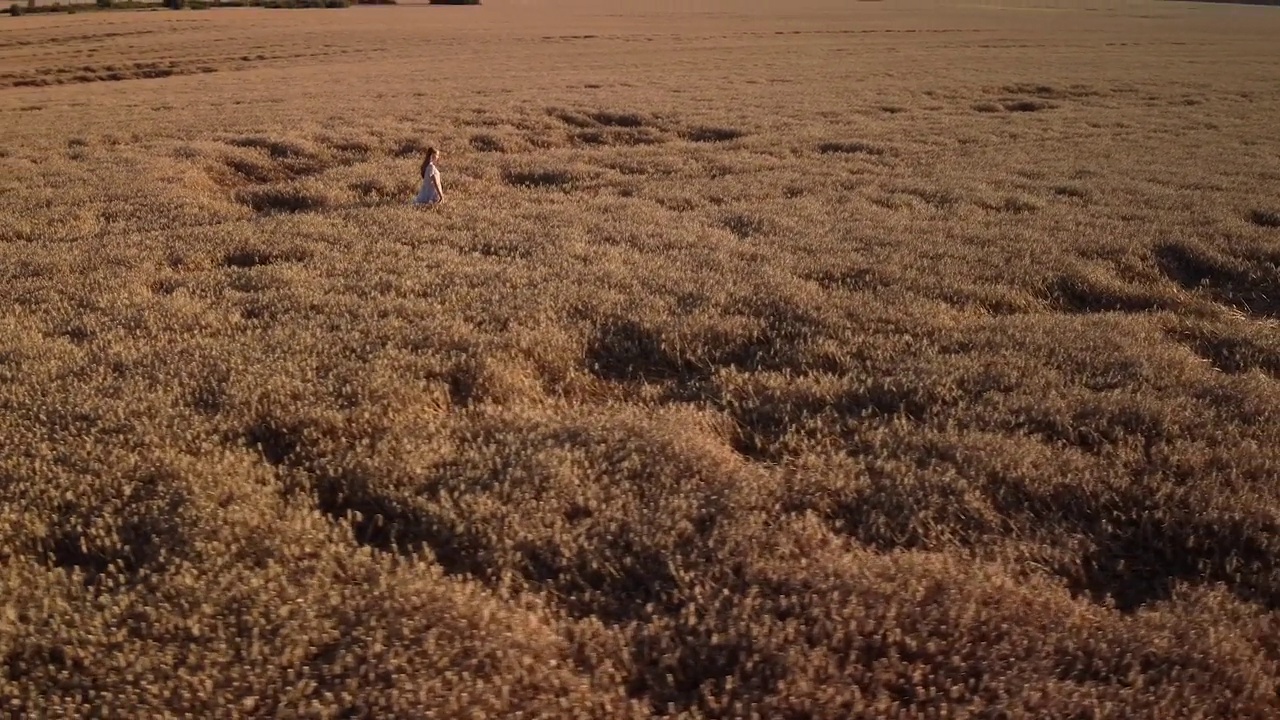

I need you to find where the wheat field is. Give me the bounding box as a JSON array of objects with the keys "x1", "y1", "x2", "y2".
[{"x1": 2, "y1": 0, "x2": 1280, "y2": 716}]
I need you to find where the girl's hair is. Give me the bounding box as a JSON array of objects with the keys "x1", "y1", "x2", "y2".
[{"x1": 420, "y1": 147, "x2": 438, "y2": 178}]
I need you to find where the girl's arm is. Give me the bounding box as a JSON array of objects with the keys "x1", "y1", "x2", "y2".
[{"x1": 432, "y1": 172, "x2": 444, "y2": 202}]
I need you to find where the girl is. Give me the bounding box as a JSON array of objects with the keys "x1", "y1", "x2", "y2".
[{"x1": 414, "y1": 147, "x2": 444, "y2": 206}]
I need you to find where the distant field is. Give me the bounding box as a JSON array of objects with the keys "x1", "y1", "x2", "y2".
[
  {"x1": 1168, "y1": 0, "x2": 1280, "y2": 5},
  {"x1": 9, "y1": 0, "x2": 432, "y2": 7},
  {"x1": 3, "y1": 0, "x2": 1280, "y2": 717}
]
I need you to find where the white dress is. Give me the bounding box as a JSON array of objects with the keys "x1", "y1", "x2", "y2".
[{"x1": 414, "y1": 162, "x2": 442, "y2": 205}]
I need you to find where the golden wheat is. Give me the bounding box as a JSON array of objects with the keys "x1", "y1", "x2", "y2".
[{"x1": 2, "y1": 0, "x2": 1280, "y2": 716}]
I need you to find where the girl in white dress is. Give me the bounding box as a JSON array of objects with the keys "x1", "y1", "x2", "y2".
[{"x1": 414, "y1": 147, "x2": 444, "y2": 206}]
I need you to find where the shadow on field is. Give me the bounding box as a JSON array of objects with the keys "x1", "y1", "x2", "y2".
[
  {"x1": 223, "y1": 245, "x2": 311, "y2": 269},
  {"x1": 573, "y1": 127, "x2": 668, "y2": 147},
  {"x1": 724, "y1": 377, "x2": 939, "y2": 464},
  {"x1": 584, "y1": 310, "x2": 825, "y2": 391},
  {"x1": 817, "y1": 140, "x2": 887, "y2": 156},
  {"x1": 820, "y1": 476, "x2": 998, "y2": 552},
  {"x1": 38, "y1": 479, "x2": 187, "y2": 588},
  {"x1": 1168, "y1": 319, "x2": 1280, "y2": 377},
  {"x1": 243, "y1": 420, "x2": 304, "y2": 466},
  {"x1": 624, "y1": 614, "x2": 790, "y2": 717},
  {"x1": 242, "y1": 417, "x2": 493, "y2": 578},
  {"x1": 503, "y1": 167, "x2": 582, "y2": 189},
  {"x1": 682, "y1": 126, "x2": 746, "y2": 143},
  {"x1": 515, "y1": 537, "x2": 684, "y2": 623},
  {"x1": 234, "y1": 184, "x2": 333, "y2": 215},
  {"x1": 194, "y1": 133, "x2": 379, "y2": 215},
  {"x1": 585, "y1": 320, "x2": 706, "y2": 384},
  {"x1": 313, "y1": 476, "x2": 493, "y2": 579},
  {"x1": 240, "y1": 412, "x2": 698, "y2": 624},
  {"x1": 44, "y1": 517, "x2": 172, "y2": 583},
  {"x1": 1043, "y1": 273, "x2": 1174, "y2": 314},
  {"x1": 1154, "y1": 241, "x2": 1280, "y2": 318},
  {"x1": 995, "y1": 484, "x2": 1280, "y2": 613},
  {"x1": 1249, "y1": 209, "x2": 1280, "y2": 228}
]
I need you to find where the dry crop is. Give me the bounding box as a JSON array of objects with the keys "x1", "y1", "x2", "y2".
[{"x1": 3, "y1": 0, "x2": 1280, "y2": 717}]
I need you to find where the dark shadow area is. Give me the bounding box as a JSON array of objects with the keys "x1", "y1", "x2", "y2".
[
  {"x1": 586, "y1": 320, "x2": 704, "y2": 384},
  {"x1": 348, "y1": 176, "x2": 405, "y2": 204},
  {"x1": 548, "y1": 108, "x2": 596, "y2": 128},
  {"x1": 992, "y1": 483, "x2": 1280, "y2": 613},
  {"x1": 1076, "y1": 513, "x2": 1279, "y2": 613},
  {"x1": 1044, "y1": 274, "x2": 1172, "y2": 314},
  {"x1": 223, "y1": 246, "x2": 309, "y2": 268},
  {"x1": 683, "y1": 127, "x2": 744, "y2": 143},
  {"x1": 227, "y1": 135, "x2": 311, "y2": 159},
  {"x1": 45, "y1": 517, "x2": 167, "y2": 580},
  {"x1": 821, "y1": 478, "x2": 998, "y2": 552},
  {"x1": 1248, "y1": 209, "x2": 1280, "y2": 229},
  {"x1": 818, "y1": 140, "x2": 886, "y2": 156},
  {"x1": 234, "y1": 185, "x2": 331, "y2": 215},
  {"x1": 517, "y1": 537, "x2": 683, "y2": 624},
  {"x1": 44, "y1": 530, "x2": 115, "y2": 579},
  {"x1": 1170, "y1": 324, "x2": 1280, "y2": 377},
  {"x1": 313, "y1": 475, "x2": 492, "y2": 579},
  {"x1": 711, "y1": 328, "x2": 811, "y2": 375},
  {"x1": 625, "y1": 620, "x2": 788, "y2": 718},
  {"x1": 586, "y1": 110, "x2": 648, "y2": 128},
  {"x1": 721, "y1": 212, "x2": 768, "y2": 240},
  {"x1": 1002, "y1": 83, "x2": 1098, "y2": 99},
  {"x1": 1012, "y1": 403, "x2": 1172, "y2": 455},
  {"x1": 1002, "y1": 98, "x2": 1056, "y2": 112},
  {"x1": 444, "y1": 363, "x2": 481, "y2": 408},
  {"x1": 726, "y1": 379, "x2": 934, "y2": 463},
  {"x1": 586, "y1": 309, "x2": 823, "y2": 393},
  {"x1": 503, "y1": 168, "x2": 578, "y2": 189},
  {"x1": 319, "y1": 138, "x2": 373, "y2": 157},
  {"x1": 1052, "y1": 643, "x2": 1220, "y2": 690},
  {"x1": 5, "y1": 643, "x2": 86, "y2": 684},
  {"x1": 39, "y1": 486, "x2": 186, "y2": 588},
  {"x1": 1052, "y1": 184, "x2": 1092, "y2": 201},
  {"x1": 243, "y1": 419, "x2": 303, "y2": 465},
  {"x1": 465, "y1": 240, "x2": 535, "y2": 260},
  {"x1": 223, "y1": 155, "x2": 326, "y2": 184},
  {"x1": 1155, "y1": 241, "x2": 1280, "y2": 318},
  {"x1": 805, "y1": 266, "x2": 891, "y2": 293},
  {"x1": 573, "y1": 127, "x2": 667, "y2": 147},
  {"x1": 724, "y1": 398, "x2": 796, "y2": 462},
  {"x1": 469, "y1": 133, "x2": 508, "y2": 152}
]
